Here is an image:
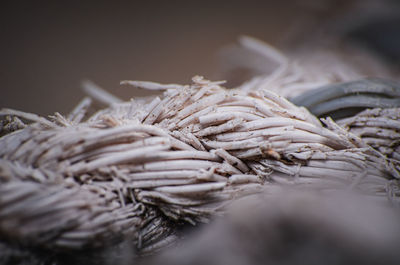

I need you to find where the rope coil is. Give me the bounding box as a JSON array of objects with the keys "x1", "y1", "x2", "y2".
[{"x1": 1, "y1": 75, "x2": 399, "y2": 255}]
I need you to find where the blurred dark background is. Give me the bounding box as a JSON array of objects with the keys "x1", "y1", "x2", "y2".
[{"x1": 1, "y1": 0, "x2": 398, "y2": 116}]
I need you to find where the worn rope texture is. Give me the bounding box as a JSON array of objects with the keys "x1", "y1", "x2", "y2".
[
  {"x1": 337, "y1": 108, "x2": 400, "y2": 161},
  {"x1": 0, "y1": 74, "x2": 399, "y2": 255}
]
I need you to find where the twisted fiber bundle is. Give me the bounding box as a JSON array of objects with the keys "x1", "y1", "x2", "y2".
[
  {"x1": 337, "y1": 108, "x2": 400, "y2": 161},
  {"x1": 0, "y1": 76, "x2": 399, "y2": 257},
  {"x1": 224, "y1": 37, "x2": 400, "y2": 119}
]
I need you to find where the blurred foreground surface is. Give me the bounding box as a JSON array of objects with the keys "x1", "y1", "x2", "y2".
[
  {"x1": 141, "y1": 190, "x2": 400, "y2": 265},
  {"x1": 3, "y1": 189, "x2": 399, "y2": 265}
]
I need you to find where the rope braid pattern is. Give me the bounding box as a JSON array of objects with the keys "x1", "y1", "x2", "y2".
[{"x1": 1, "y1": 75, "x2": 399, "y2": 255}]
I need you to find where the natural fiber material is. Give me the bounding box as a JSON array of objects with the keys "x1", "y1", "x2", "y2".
[
  {"x1": 1, "y1": 73, "x2": 399, "y2": 259},
  {"x1": 1, "y1": 37, "x2": 400, "y2": 264},
  {"x1": 337, "y1": 108, "x2": 400, "y2": 161}
]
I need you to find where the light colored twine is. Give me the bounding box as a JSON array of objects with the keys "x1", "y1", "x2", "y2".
[
  {"x1": 0, "y1": 38, "x2": 399, "y2": 257},
  {"x1": 1, "y1": 75, "x2": 399, "y2": 254}
]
